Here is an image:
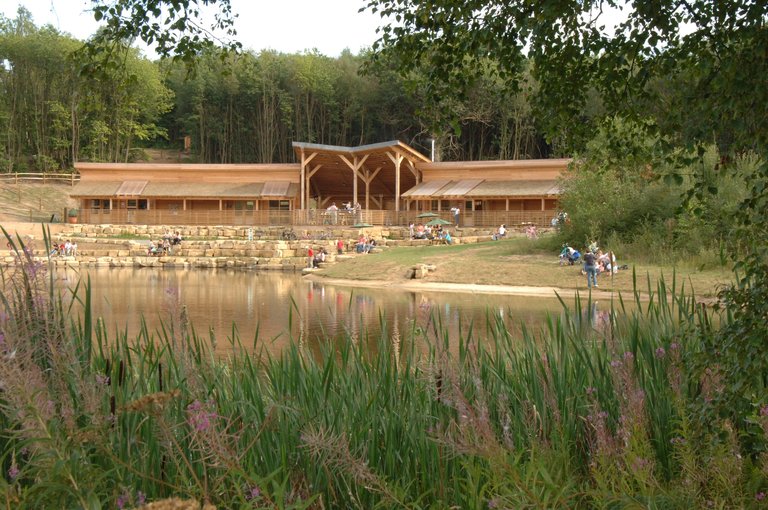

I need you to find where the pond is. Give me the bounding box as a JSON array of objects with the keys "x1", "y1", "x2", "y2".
[{"x1": 52, "y1": 267, "x2": 609, "y2": 355}]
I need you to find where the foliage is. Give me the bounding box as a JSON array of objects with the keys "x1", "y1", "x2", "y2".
[
  {"x1": 84, "y1": 0, "x2": 240, "y2": 69},
  {"x1": 557, "y1": 119, "x2": 752, "y2": 261},
  {"x1": 364, "y1": 0, "x2": 768, "y2": 154},
  {"x1": 2, "y1": 232, "x2": 768, "y2": 508}
]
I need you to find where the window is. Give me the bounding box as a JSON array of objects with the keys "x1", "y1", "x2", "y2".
[{"x1": 269, "y1": 200, "x2": 290, "y2": 211}]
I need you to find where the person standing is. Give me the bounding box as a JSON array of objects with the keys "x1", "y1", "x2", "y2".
[
  {"x1": 584, "y1": 251, "x2": 598, "y2": 288},
  {"x1": 336, "y1": 238, "x2": 344, "y2": 255},
  {"x1": 326, "y1": 202, "x2": 338, "y2": 225},
  {"x1": 307, "y1": 246, "x2": 314, "y2": 268},
  {"x1": 450, "y1": 206, "x2": 460, "y2": 228}
]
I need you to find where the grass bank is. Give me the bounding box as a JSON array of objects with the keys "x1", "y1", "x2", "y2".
[
  {"x1": 321, "y1": 236, "x2": 732, "y2": 297},
  {"x1": 2, "y1": 235, "x2": 767, "y2": 508}
]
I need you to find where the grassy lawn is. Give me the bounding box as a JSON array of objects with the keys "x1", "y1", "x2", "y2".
[{"x1": 321, "y1": 236, "x2": 733, "y2": 297}]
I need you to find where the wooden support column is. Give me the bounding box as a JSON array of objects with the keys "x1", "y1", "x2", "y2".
[
  {"x1": 219, "y1": 199, "x2": 223, "y2": 210},
  {"x1": 362, "y1": 165, "x2": 382, "y2": 211},
  {"x1": 338, "y1": 154, "x2": 369, "y2": 207},
  {"x1": 387, "y1": 152, "x2": 404, "y2": 213},
  {"x1": 183, "y1": 199, "x2": 186, "y2": 211},
  {"x1": 505, "y1": 198, "x2": 509, "y2": 211},
  {"x1": 306, "y1": 164, "x2": 322, "y2": 209},
  {"x1": 300, "y1": 150, "x2": 317, "y2": 211},
  {"x1": 541, "y1": 198, "x2": 545, "y2": 211}
]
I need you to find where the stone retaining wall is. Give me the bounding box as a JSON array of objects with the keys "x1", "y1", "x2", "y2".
[
  {"x1": 55, "y1": 223, "x2": 500, "y2": 240},
  {"x1": 1, "y1": 223, "x2": 501, "y2": 270}
]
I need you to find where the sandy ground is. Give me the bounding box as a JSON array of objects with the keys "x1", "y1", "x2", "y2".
[{"x1": 305, "y1": 274, "x2": 623, "y2": 299}]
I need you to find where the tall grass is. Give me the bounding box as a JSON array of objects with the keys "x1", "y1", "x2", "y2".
[{"x1": 1, "y1": 232, "x2": 767, "y2": 509}]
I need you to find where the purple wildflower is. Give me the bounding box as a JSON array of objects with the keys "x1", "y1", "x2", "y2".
[
  {"x1": 670, "y1": 342, "x2": 679, "y2": 351},
  {"x1": 760, "y1": 405, "x2": 768, "y2": 417},
  {"x1": 245, "y1": 485, "x2": 261, "y2": 501},
  {"x1": 186, "y1": 399, "x2": 217, "y2": 432},
  {"x1": 586, "y1": 386, "x2": 596, "y2": 395},
  {"x1": 610, "y1": 360, "x2": 621, "y2": 368},
  {"x1": 8, "y1": 463, "x2": 19, "y2": 480},
  {"x1": 116, "y1": 492, "x2": 129, "y2": 509},
  {"x1": 631, "y1": 457, "x2": 650, "y2": 471},
  {"x1": 137, "y1": 491, "x2": 146, "y2": 505},
  {"x1": 756, "y1": 492, "x2": 766, "y2": 501},
  {"x1": 623, "y1": 351, "x2": 634, "y2": 361},
  {"x1": 487, "y1": 498, "x2": 500, "y2": 509},
  {"x1": 655, "y1": 347, "x2": 666, "y2": 358},
  {"x1": 95, "y1": 374, "x2": 110, "y2": 386}
]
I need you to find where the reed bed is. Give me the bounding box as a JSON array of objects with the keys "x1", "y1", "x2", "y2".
[{"x1": 1, "y1": 231, "x2": 766, "y2": 509}]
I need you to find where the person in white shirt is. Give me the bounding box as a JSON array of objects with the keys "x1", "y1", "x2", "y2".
[{"x1": 450, "y1": 206, "x2": 460, "y2": 227}]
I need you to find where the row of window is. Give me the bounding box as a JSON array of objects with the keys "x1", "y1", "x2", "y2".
[{"x1": 90, "y1": 200, "x2": 290, "y2": 211}]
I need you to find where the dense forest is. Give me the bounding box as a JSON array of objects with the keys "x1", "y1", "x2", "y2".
[{"x1": 0, "y1": 7, "x2": 553, "y2": 171}]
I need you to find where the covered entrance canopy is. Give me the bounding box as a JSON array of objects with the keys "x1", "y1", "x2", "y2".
[{"x1": 292, "y1": 141, "x2": 430, "y2": 212}]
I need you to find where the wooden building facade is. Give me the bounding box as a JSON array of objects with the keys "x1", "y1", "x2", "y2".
[{"x1": 72, "y1": 141, "x2": 571, "y2": 227}]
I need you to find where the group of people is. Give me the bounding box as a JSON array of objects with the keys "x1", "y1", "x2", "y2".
[
  {"x1": 147, "y1": 231, "x2": 183, "y2": 256},
  {"x1": 409, "y1": 223, "x2": 452, "y2": 244},
  {"x1": 49, "y1": 239, "x2": 77, "y2": 257},
  {"x1": 310, "y1": 247, "x2": 328, "y2": 268},
  {"x1": 492, "y1": 224, "x2": 507, "y2": 241},
  {"x1": 323, "y1": 202, "x2": 362, "y2": 225},
  {"x1": 355, "y1": 234, "x2": 377, "y2": 253},
  {"x1": 560, "y1": 242, "x2": 625, "y2": 289}
]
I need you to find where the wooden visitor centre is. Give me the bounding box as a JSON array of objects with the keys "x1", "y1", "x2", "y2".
[{"x1": 72, "y1": 140, "x2": 570, "y2": 227}]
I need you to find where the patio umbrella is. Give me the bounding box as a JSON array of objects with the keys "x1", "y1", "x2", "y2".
[
  {"x1": 426, "y1": 218, "x2": 452, "y2": 226},
  {"x1": 416, "y1": 212, "x2": 439, "y2": 218}
]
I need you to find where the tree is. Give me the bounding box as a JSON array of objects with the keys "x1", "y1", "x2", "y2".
[{"x1": 364, "y1": 1, "x2": 768, "y2": 155}]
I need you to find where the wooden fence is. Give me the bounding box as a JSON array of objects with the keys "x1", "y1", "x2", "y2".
[
  {"x1": 0, "y1": 172, "x2": 80, "y2": 186},
  {"x1": 78, "y1": 208, "x2": 555, "y2": 228}
]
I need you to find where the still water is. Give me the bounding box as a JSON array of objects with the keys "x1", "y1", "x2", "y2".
[{"x1": 57, "y1": 267, "x2": 579, "y2": 354}]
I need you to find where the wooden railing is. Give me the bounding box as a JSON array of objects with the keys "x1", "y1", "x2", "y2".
[
  {"x1": 0, "y1": 172, "x2": 80, "y2": 186},
  {"x1": 78, "y1": 208, "x2": 556, "y2": 228}
]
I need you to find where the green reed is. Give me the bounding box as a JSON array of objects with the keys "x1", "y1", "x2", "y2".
[{"x1": 1, "y1": 230, "x2": 766, "y2": 509}]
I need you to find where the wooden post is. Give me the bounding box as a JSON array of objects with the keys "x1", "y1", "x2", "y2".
[
  {"x1": 300, "y1": 149, "x2": 305, "y2": 211},
  {"x1": 353, "y1": 157, "x2": 358, "y2": 205},
  {"x1": 386, "y1": 152, "x2": 404, "y2": 213}
]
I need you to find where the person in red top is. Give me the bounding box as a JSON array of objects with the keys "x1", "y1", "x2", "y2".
[
  {"x1": 307, "y1": 246, "x2": 314, "y2": 268},
  {"x1": 336, "y1": 239, "x2": 344, "y2": 255}
]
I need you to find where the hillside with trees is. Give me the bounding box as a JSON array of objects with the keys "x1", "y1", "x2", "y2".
[{"x1": 0, "y1": 7, "x2": 553, "y2": 172}]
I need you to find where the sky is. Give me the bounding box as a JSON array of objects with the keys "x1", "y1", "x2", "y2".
[{"x1": 1, "y1": 0, "x2": 386, "y2": 57}]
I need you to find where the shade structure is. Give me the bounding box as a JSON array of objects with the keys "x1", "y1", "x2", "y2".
[
  {"x1": 416, "y1": 212, "x2": 439, "y2": 218},
  {"x1": 353, "y1": 223, "x2": 374, "y2": 228},
  {"x1": 426, "y1": 218, "x2": 452, "y2": 226}
]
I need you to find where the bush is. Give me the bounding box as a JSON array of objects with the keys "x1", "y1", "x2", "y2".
[{"x1": 557, "y1": 118, "x2": 750, "y2": 261}]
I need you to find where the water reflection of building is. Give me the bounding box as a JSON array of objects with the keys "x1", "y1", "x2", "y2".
[{"x1": 58, "y1": 268, "x2": 566, "y2": 356}]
